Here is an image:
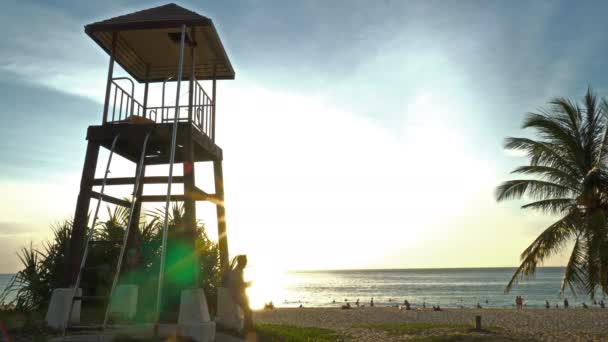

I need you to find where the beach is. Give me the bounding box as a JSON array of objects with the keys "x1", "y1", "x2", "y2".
[{"x1": 254, "y1": 307, "x2": 608, "y2": 341}]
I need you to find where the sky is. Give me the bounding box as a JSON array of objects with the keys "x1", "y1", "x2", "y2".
[{"x1": 1, "y1": 0, "x2": 608, "y2": 273}]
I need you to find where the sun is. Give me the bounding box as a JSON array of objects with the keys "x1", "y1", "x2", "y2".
[{"x1": 245, "y1": 266, "x2": 290, "y2": 309}]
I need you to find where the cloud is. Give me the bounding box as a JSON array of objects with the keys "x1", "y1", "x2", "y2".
[
  {"x1": 0, "y1": 1, "x2": 107, "y2": 100},
  {"x1": 209, "y1": 82, "x2": 505, "y2": 270},
  {"x1": 1, "y1": 0, "x2": 599, "y2": 273}
]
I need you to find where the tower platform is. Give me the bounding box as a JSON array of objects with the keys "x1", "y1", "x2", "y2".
[{"x1": 87, "y1": 121, "x2": 222, "y2": 165}]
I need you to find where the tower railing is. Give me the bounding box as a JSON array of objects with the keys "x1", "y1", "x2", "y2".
[
  {"x1": 108, "y1": 78, "x2": 149, "y2": 122},
  {"x1": 105, "y1": 78, "x2": 214, "y2": 140}
]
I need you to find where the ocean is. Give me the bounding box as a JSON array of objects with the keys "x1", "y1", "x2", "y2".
[
  {"x1": 245, "y1": 267, "x2": 591, "y2": 309},
  {"x1": 0, "y1": 268, "x2": 593, "y2": 309}
]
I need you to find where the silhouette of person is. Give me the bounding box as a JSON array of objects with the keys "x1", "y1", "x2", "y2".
[
  {"x1": 370, "y1": 297, "x2": 374, "y2": 307},
  {"x1": 355, "y1": 299, "x2": 360, "y2": 307},
  {"x1": 564, "y1": 298, "x2": 569, "y2": 309},
  {"x1": 545, "y1": 300, "x2": 550, "y2": 309},
  {"x1": 227, "y1": 255, "x2": 253, "y2": 330}
]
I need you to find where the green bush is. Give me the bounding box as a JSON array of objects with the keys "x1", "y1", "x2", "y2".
[{"x1": 0, "y1": 203, "x2": 221, "y2": 320}]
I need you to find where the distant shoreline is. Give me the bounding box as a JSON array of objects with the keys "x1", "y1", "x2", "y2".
[{"x1": 285, "y1": 266, "x2": 566, "y2": 273}]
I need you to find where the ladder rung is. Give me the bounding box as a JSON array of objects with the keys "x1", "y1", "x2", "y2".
[{"x1": 90, "y1": 191, "x2": 131, "y2": 207}]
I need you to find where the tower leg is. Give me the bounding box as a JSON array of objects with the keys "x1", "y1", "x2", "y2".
[
  {"x1": 213, "y1": 160, "x2": 229, "y2": 273},
  {"x1": 125, "y1": 160, "x2": 146, "y2": 273},
  {"x1": 182, "y1": 132, "x2": 199, "y2": 283},
  {"x1": 66, "y1": 140, "x2": 100, "y2": 286},
  {"x1": 162, "y1": 135, "x2": 199, "y2": 316}
]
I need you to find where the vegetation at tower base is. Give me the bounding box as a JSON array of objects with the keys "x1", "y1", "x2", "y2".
[
  {"x1": 0, "y1": 203, "x2": 221, "y2": 321},
  {"x1": 496, "y1": 88, "x2": 608, "y2": 297}
]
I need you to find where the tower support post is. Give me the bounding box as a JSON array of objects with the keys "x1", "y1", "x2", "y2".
[
  {"x1": 182, "y1": 128, "x2": 198, "y2": 283},
  {"x1": 125, "y1": 159, "x2": 146, "y2": 272},
  {"x1": 213, "y1": 160, "x2": 229, "y2": 273},
  {"x1": 66, "y1": 140, "x2": 100, "y2": 286},
  {"x1": 102, "y1": 33, "x2": 117, "y2": 125}
]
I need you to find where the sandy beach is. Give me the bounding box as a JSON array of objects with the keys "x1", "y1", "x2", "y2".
[{"x1": 254, "y1": 307, "x2": 608, "y2": 341}]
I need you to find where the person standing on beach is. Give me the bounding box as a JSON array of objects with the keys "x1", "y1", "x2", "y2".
[
  {"x1": 515, "y1": 296, "x2": 520, "y2": 309},
  {"x1": 545, "y1": 300, "x2": 550, "y2": 309},
  {"x1": 370, "y1": 297, "x2": 374, "y2": 307},
  {"x1": 564, "y1": 298, "x2": 569, "y2": 309},
  {"x1": 356, "y1": 299, "x2": 360, "y2": 307},
  {"x1": 226, "y1": 255, "x2": 253, "y2": 330}
]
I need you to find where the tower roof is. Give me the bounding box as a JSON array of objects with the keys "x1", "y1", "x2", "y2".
[{"x1": 85, "y1": 3, "x2": 235, "y2": 82}]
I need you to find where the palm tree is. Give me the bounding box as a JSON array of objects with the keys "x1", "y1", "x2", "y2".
[{"x1": 496, "y1": 89, "x2": 608, "y2": 298}]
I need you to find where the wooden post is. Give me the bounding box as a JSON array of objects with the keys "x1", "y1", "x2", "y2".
[
  {"x1": 66, "y1": 140, "x2": 100, "y2": 286},
  {"x1": 182, "y1": 131, "x2": 198, "y2": 284},
  {"x1": 188, "y1": 27, "x2": 196, "y2": 122},
  {"x1": 143, "y1": 65, "x2": 150, "y2": 118},
  {"x1": 102, "y1": 33, "x2": 117, "y2": 125},
  {"x1": 213, "y1": 160, "x2": 229, "y2": 272},
  {"x1": 182, "y1": 26, "x2": 198, "y2": 284},
  {"x1": 211, "y1": 75, "x2": 217, "y2": 142},
  {"x1": 125, "y1": 159, "x2": 146, "y2": 272}
]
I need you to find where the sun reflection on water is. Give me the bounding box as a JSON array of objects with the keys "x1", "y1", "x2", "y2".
[{"x1": 244, "y1": 266, "x2": 290, "y2": 309}]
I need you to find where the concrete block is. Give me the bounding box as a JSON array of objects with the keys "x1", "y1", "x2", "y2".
[
  {"x1": 178, "y1": 288, "x2": 212, "y2": 324},
  {"x1": 177, "y1": 288, "x2": 215, "y2": 342},
  {"x1": 216, "y1": 287, "x2": 244, "y2": 332},
  {"x1": 45, "y1": 288, "x2": 81, "y2": 330},
  {"x1": 109, "y1": 284, "x2": 138, "y2": 320}
]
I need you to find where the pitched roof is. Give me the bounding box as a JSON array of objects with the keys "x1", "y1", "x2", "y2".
[
  {"x1": 85, "y1": 3, "x2": 212, "y2": 31},
  {"x1": 85, "y1": 3, "x2": 235, "y2": 82}
]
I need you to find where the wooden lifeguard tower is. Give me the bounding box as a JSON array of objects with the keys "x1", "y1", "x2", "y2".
[{"x1": 59, "y1": 3, "x2": 234, "y2": 331}]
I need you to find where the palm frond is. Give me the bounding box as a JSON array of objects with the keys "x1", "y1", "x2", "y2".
[
  {"x1": 495, "y1": 179, "x2": 578, "y2": 202},
  {"x1": 504, "y1": 137, "x2": 581, "y2": 178},
  {"x1": 560, "y1": 234, "x2": 587, "y2": 296},
  {"x1": 510, "y1": 165, "x2": 580, "y2": 189},
  {"x1": 522, "y1": 113, "x2": 584, "y2": 169},
  {"x1": 505, "y1": 211, "x2": 579, "y2": 293},
  {"x1": 520, "y1": 198, "x2": 575, "y2": 214}
]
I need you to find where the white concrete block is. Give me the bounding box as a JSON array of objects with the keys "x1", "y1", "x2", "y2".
[
  {"x1": 178, "y1": 321, "x2": 216, "y2": 342},
  {"x1": 178, "y1": 288, "x2": 212, "y2": 324},
  {"x1": 178, "y1": 289, "x2": 215, "y2": 342},
  {"x1": 216, "y1": 287, "x2": 244, "y2": 332},
  {"x1": 45, "y1": 288, "x2": 81, "y2": 330},
  {"x1": 109, "y1": 284, "x2": 138, "y2": 320}
]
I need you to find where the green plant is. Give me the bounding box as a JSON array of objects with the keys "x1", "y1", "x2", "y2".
[
  {"x1": 497, "y1": 88, "x2": 608, "y2": 297},
  {"x1": 0, "y1": 203, "x2": 222, "y2": 319}
]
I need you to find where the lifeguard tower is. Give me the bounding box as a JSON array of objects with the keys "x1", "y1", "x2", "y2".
[{"x1": 48, "y1": 3, "x2": 237, "y2": 340}]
